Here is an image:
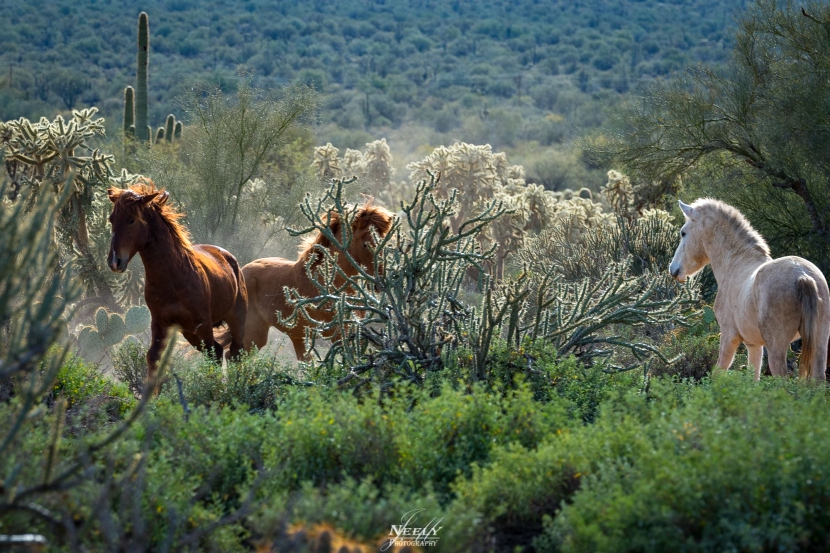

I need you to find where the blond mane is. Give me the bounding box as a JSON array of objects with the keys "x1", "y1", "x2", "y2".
[
  {"x1": 109, "y1": 179, "x2": 192, "y2": 249},
  {"x1": 691, "y1": 198, "x2": 770, "y2": 258}
]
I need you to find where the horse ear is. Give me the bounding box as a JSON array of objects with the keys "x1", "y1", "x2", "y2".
[
  {"x1": 678, "y1": 200, "x2": 694, "y2": 218},
  {"x1": 157, "y1": 191, "x2": 170, "y2": 205},
  {"x1": 107, "y1": 188, "x2": 119, "y2": 203},
  {"x1": 141, "y1": 191, "x2": 161, "y2": 205}
]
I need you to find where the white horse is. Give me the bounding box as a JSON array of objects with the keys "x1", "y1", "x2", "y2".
[{"x1": 669, "y1": 198, "x2": 829, "y2": 380}]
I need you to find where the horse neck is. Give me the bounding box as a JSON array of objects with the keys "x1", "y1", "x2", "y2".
[
  {"x1": 137, "y1": 214, "x2": 192, "y2": 281},
  {"x1": 704, "y1": 228, "x2": 770, "y2": 286}
]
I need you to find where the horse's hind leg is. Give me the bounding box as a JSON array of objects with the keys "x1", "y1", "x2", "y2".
[
  {"x1": 766, "y1": 341, "x2": 790, "y2": 378},
  {"x1": 224, "y1": 293, "x2": 248, "y2": 361},
  {"x1": 184, "y1": 324, "x2": 224, "y2": 362},
  {"x1": 746, "y1": 344, "x2": 764, "y2": 380}
]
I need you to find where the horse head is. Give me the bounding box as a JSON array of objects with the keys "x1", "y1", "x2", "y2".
[
  {"x1": 669, "y1": 200, "x2": 709, "y2": 282},
  {"x1": 106, "y1": 182, "x2": 172, "y2": 273},
  {"x1": 347, "y1": 203, "x2": 395, "y2": 277},
  {"x1": 300, "y1": 201, "x2": 395, "y2": 278}
]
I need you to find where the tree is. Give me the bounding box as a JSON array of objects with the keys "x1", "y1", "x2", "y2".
[
  {"x1": 592, "y1": 0, "x2": 830, "y2": 269},
  {"x1": 176, "y1": 77, "x2": 317, "y2": 262}
]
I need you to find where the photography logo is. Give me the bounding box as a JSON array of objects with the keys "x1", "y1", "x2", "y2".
[{"x1": 381, "y1": 509, "x2": 444, "y2": 550}]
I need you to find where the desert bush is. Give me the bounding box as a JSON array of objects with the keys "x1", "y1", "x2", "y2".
[
  {"x1": 649, "y1": 305, "x2": 721, "y2": 381},
  {"x1": 516, "y1": 204, "x2": 678, "y2": 282},
  {"x1": 149, "y1": 77, "x2": 319, "y2": 264},
  {"x1": 52, "y1": 354, "x2": 134, "y2": 416},
  {"x1": 534, "y1": 372, "x2": 830, "y2": 552},
  {"x1": 159, "y1": 349, "x2": 303, "y2": 414}
]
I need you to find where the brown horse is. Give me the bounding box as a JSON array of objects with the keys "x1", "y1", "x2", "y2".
[
  {"x1": 107, "y1": 180, "x2": 248, "y2": 387},
  {"x1": 230, "y1": 203, "x2": 394, "y2": 360}
]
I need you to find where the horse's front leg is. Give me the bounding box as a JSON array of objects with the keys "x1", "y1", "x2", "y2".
[
  {"x1": 147, "y1": 320, "x2": 169, "y2": 396},
  {"x1": 746, "y1": 344, "x2": 764, "y2": 380},
  {"x1": 716, "y1": 330, "x2": 741, "y2": 372}
]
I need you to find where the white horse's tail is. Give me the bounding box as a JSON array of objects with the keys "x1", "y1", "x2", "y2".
[{"x1": 797, "y1": 275, "x2": 823, "y2": 378}]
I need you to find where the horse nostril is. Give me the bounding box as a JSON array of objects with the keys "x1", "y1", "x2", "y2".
[{"x1": 671, "y1": 267, "x2": 680, "y2": 278}]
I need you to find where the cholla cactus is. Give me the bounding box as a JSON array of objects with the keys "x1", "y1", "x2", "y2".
[
  {"x1": 341, "y1": 148, "x2": 366, "y2": 177},
  {"x1": 1, "y1": 109, "x2": 124, "y2": 310},
  {"x1": 407, "y1": 142, "x2": 501, "y2": 232},
  {"x1": 603, "y1": 169, "x2": 635, "y2": 218},
  {"x1": 640, "y1": 207, "x2": 674, "y2": 225},
  {"x1": 363, "y1": 138, "x2": 395, "y2": 190},
  {"x1": 312, "y1": 143, "x2": 342, "y2": 180}
]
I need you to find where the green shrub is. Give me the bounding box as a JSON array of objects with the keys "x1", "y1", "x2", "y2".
[
  {"x1": 535, "y1": 372, "x2": 830, "y2": 552},
  {"x1": 53, "y1": 354, "x2": 135, "y2": 417},
  {"x1": 650, "y1": 306, "x2": 721, "y2": 381},
  {"x1": 162, "y1": 349, "x2": 301, "y2": 413}
]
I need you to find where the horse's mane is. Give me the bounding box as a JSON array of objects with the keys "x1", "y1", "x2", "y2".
[
  {"x1": 298, "y1": 203, "x2": 394, "y2": 263},
  {"x1": 692, "y1": 198, "x2": 770, "y2": 258},
  {"x1": 109, "y1": 179, "x2": 192, "y2": 249}
]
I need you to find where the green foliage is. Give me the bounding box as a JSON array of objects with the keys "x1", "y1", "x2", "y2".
[
  {"x1": 160, "y1": 349, "x2": 302, "y2": 413},
  {"x1": 650, "y1": 305, "x2": 721, "y2": 381},
  {"x1": 533, "y1": 373, "x2": 830, "y2": 552},
  {"x1": 594, "y1": 0, "x2": 830, "y2": 272},
  {"x1": 482, "y1": 342, "x2": 640, "y2": 421},
  {"x1": 53, "y1": 354, "x2": 134, "y2": 414},
  {"x1": 0, "y1": 0, "x2": 738, "y2": 141}
]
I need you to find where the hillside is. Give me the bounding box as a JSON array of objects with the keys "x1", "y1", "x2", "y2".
[{"x1": 0, "y1": 0, "x2": 747, "y2": 153}]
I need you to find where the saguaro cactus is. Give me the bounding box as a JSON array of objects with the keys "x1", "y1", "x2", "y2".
[
  {"x1": 123, "y1": 86, "x2": 135, "y2": 136},
  {"x1": 165, "y1": 114, "x2": 175, "y2": 142},
  {"x1": 136, "y1": 12, "x2": 149, "y2": 143}
]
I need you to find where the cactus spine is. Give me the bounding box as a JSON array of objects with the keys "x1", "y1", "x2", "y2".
[
  {"x1": 124, "y1": 86, "x2": 135, "y2": 137},
  {"x1": 136, "y1": 12, "x2": 149, "y2": 143}
]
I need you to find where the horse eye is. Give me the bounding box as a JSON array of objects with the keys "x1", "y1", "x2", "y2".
[{"x1": 129, "y1": 218, "x2": 136, "y2": 225}]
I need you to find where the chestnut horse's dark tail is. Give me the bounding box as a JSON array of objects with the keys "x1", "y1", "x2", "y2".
[{"x1": 214, "y1": 254, "x2": 244, "y2": 349}]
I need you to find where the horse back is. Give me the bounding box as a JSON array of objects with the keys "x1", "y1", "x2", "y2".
[{"x1": 191, "y1": 245, "x2": 248, "y2": 317}]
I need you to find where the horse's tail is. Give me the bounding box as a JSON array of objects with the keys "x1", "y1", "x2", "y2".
[{"x1": 797, "y1": 275, "x2": 823, "y2": 378}]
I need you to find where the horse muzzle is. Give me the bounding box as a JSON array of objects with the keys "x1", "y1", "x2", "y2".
[
  {"x1": 109, "y1": 250, "x2": 129, "y2": 273},
  {"x1": 670, "y1": 267, "x2": 686, "y2": 283}
]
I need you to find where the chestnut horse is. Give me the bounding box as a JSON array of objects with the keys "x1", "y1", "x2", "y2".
[
  {"x1": 670, "y1": 198, "x2": 829, "y2": 380},
  {"x1": 227, "y1": 203, "x2": 393, "y2": 360},
  {"x1": 107, "y1": 181, "x2": 248, "y2": 386}
]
